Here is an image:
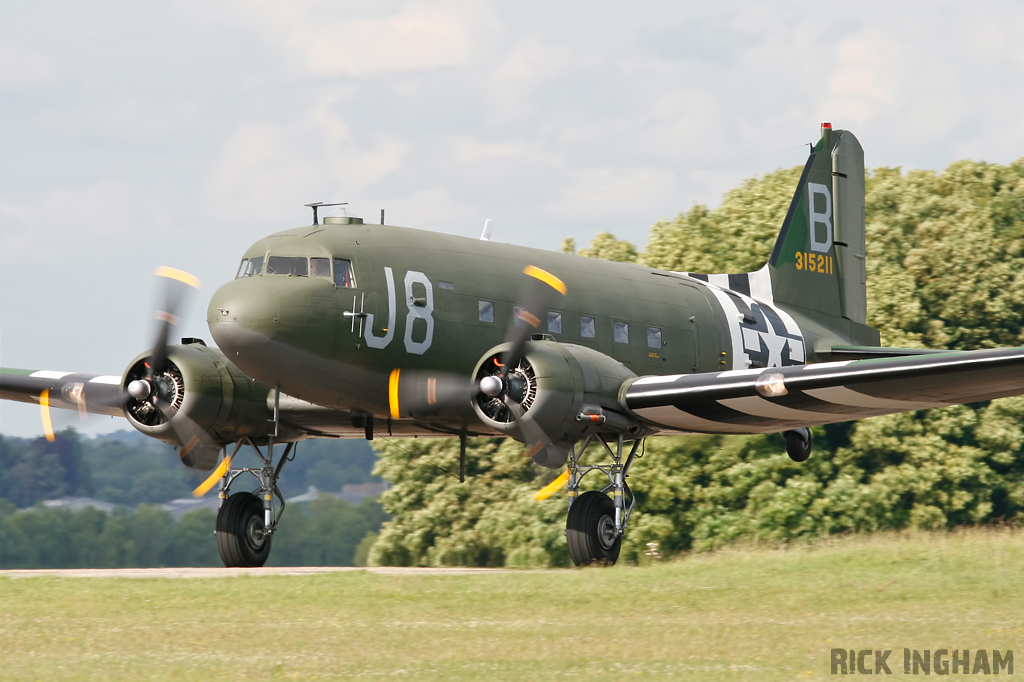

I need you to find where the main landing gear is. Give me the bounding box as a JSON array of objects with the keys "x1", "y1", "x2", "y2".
[
  {"x1": 564, "y1": 434, "x2": 642, "y2": 566},
  {"x1": 783, "y1": 427, "x2": 812, "y2": 462},
  {"x1": 212, "y1": 435, "x2": 296, "y2": 568}
]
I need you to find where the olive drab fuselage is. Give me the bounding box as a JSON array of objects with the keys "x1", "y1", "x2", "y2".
[{"x1": 207, "y1": 219, "x2": 827, "y2": 433}]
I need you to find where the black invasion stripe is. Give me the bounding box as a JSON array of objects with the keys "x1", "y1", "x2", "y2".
[
  {"x1": 671, "y1": 400, "x2": 785, "y2": 428},
  {"x1": 625, "y1": 347, "x2": 1024, "y2": 412},
  {"x1": 727, "y1": 273, "x2": 751, "y2": 296},
  {"x1": 770, "y1": 389, "x2": 887, "y2": 417},
  {"x1": 725, "y1": 290, "x2": 755, "y2": 323},
  {"x1": 688, "y1": 273, "x2": 709, "y2": 282},
  {"x1": 769, "y1": 152, "x2": 816, "y2": 267}
]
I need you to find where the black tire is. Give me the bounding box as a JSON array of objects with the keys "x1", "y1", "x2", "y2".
[
  {"x1": 216, "y1": 492, "x2": 272, "y2": 567},
  {"x1": 566, "y1": 491, "x2": 621, "y2": 566},
  {"x1": 784, "y1": 428, "x2": 812, "y2": 463}
]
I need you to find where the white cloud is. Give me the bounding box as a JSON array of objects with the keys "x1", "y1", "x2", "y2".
[
  {"x1": 196, "y1": 0, "x2": 483, "y2": 77},
  {"x1": 203, "y1": 106, "x2": 410, "y2": 221},
  {"x1": 0, "y1": 44, "x2": 57, "y2": 88},
  {"x1": 0, "y1": 182, "x2": 171, "y2": 256}
]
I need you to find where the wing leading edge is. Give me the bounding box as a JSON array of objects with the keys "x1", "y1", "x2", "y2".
[
  {"x1": 0, "y1": 368, "x2": 125, "y2": 417},
  {"x1": 623, "y1": 347, "x2": 1024, "y2": 435}
]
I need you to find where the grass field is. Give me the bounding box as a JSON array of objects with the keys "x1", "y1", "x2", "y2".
[{"x1": 1, "y1": 529, "x2": 1022, "y2": 681}]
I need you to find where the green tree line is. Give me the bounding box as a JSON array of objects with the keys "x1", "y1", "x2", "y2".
[
  {"x1": 0, "y1": 429, "x2": 385, "y2": 567},
  {"x1": 0, "y1": 429, "x2": 379, "y2": 508},
  {"x1": 0, "y1": 496, "x2": 384, "y2": 569},
  {"x1": 370, "y1": 159, "x2": 1024, "y2": 567}
]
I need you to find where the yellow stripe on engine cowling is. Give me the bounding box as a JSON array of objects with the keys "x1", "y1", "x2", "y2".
[
  {"x1": 523, "y1": 265, "x2": 567, "y2": 296},
  {"x1": 389, "y1": 369, "x2": 401, "y2": 419}
]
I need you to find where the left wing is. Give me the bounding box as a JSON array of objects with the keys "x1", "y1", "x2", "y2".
[
  {"x1": 622, "y1": 347, "x2": 1024, "y2": 434},
  {"x1": 0, "y1": 368, "x2": 125, "y2": 417}
]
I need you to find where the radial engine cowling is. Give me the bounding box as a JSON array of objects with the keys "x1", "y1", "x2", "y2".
[
  {"x1": 472, "y1": 340, "x2": 641, "y2": 468},
  {"x1": 122, "y1": 341, "x2": 276, "y2": 470}
]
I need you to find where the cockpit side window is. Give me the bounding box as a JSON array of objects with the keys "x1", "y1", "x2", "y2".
[
  {"x1": 237, "y1": 256, "x2": 264, "y2": 278},
  {"x1": 334, "y1": 259, "x2": 355, "y2": 288},
  {"x1": 267, "y1": 256, "x2": 308, "y2": 276},
  {"x1": 310, "y1": 257, "x2": 331, "y2": 277}
]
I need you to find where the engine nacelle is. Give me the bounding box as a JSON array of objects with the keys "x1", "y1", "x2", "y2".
[
  {"x1": 471, "y1": 340, "x2": 642, "y2": 468},
  {"x1": 122, "y1": 341, "x2": 279, "y2": 470}
]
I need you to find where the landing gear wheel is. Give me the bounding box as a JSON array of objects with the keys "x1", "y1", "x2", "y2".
[
  {"x1": 216, "y1": 492, "x2": 272, "y2": 567},
  {"x1": 784, "y1": 428, "x2": 812, "y2": 462},
  {"x1": 566, "y1": 491, "x2": 621, "y2": 566}
]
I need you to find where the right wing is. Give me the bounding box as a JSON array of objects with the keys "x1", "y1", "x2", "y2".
[
  {"x1": 0, "y1": 368, "x2": 125, "y2": 417},
  {"x1": 622, "y1": 347, "x2": 1024, "y2": 434}
]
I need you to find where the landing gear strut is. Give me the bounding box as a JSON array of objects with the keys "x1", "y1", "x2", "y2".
[
  {"x1": 564, "y1": 434, "x2": 641, "y2": 566},
  {"x1": 212, "y1": 437, "x2": 296, "y2": 567},
  {"x1": 213, "y1": 387, "x2": 296, "y2": 567}
]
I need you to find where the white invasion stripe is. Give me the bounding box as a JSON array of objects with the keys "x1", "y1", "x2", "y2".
[
  {"x1": 634, "y1": 406, "x2": 759, "y2": 434},
  {"x1": 802, "y1": 360, "x2": 852, "y2": 370},
  {"x1": 748, "y1": 265, "x2": 774, "y2": 304},
  {"x1": 804, "y1": 386, "x2": 949, "y2": 410},
  {"x1": 718, "y1": 396, "x2": 841, "y2": 422},
  {"x1": 718, "y1": 368, "x2": 764, "y2": 378},
  {"x1": 704, "y1": 286, "x2": 745, "y2": 370},
  {"x1": 30, "y1": 370, "x2": 73, "y2": 380},
  {"x1": 89, "y1": 375, "x2": 122, "y2": 385},
  {"x1": 708, "y1": 273, "x2": 731, "y2": 289},
  {"x1": 631, "y1": 374, "x2": 686, "y2": 387}
]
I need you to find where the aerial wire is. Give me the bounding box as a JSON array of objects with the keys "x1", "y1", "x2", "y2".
[{"x1": 414, "y1": 142, "x2": 807, "y2": 229}]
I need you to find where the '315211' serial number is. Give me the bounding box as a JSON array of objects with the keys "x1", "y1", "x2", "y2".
[{"x1": 795, "y1": 252, "x2": 834, "y2": 274}]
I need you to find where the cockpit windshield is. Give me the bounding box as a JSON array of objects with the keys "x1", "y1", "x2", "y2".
[
  {"x1": 334, "y1": 259, "x2": 355, "y2": 287},
  {"x1": 239, "y1": 253, "x2": 355, "y2": 286},
  {"x1": 236, "y1": 256, "x2": 264, "y2": 278},
  {"x1": 266, "y1": 256, "x2": 308, "y2": 276},
  {"x1": 311, "y1": 257, "x2": 331, "y2": 277}
]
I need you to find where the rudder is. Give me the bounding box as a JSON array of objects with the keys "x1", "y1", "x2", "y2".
[{"x1": 769, "y1": 123, "x2": 867, "y2": 325}]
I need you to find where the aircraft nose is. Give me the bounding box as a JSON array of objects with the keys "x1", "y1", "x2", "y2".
[{"x1": 207, "y1": 278, "x2": 280, "y2": 360}]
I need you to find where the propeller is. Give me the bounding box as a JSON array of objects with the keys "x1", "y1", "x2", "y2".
[
  {"x1": 124, "y1": 267, "x2": 225, "y2": 465},
  {"x1": 389, "y1": 265, "x2": 567, "y2": 458},
  {"x1": 38, "y1": 266, "x2": 221, "y2": 466}
]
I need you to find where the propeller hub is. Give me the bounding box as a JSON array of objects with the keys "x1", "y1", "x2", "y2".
[
  {"x1": 506, "y1": 373, "x2": 528, "y2": 403},
  {"x1": 127, "y1": 379, "x2": 152, "y2": 400},
  {"x1": 479, "y1": 375, "x2": 503, "y2": 397}
]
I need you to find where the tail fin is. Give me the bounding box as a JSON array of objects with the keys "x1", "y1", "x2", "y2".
[{"x1": 768, "y1": 123, "x2": 867, "y2": 325}]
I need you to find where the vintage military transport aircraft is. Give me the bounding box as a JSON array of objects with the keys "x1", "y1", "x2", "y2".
[{"x1": 3, "y1": 123, "x2": 1023, "y2": 567}]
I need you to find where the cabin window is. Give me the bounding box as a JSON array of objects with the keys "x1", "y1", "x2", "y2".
[
  {"x1": 547, "y1": 311, "x2": 563, "y2": 334},
  {"x1": 310, "y1": 257, "x2": 331, "y2": 277},
  {"x1": 333, "y1": 259, "x2": 355, "y2": 288},
  {"x1": 439, "y1": 281, "x2": 455, "y2": 291},
  {"x1": 647, "y1": 326, "x2": 662, "y2": 349},
  {"x1": 513, "y1": 305, "x2": 531, "y2": 327},
  {"x1": 614, "y1": 321, "x2": 629, "y2": 344},
  {"x1": 267, "y1": 256, "x2": 308, "y2": 276},
  {"x1": 478, "y1": 300, "x2": 494, "y2": 323},
  {"x1": 236, "y1": 256, "x2": 263, "y2": 278},
  {"x1": 580, "y1": 316, "x2": 596, "y2": 339}
]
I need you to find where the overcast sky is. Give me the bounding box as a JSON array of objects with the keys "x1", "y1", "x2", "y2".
[{"x1": 3, "y1": 1, "x2": 1023, "y2": 437}]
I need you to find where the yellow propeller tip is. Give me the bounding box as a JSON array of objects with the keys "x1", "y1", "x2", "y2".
[
  {"x1": 523, "y1": 265, "x2": 567, "y2": 296},
  {"x1": 533, "y1": 468, "x2": 570, "y2": 501},
  {"x1": 40, "y1": 389, "x2": 56, "y2": 442},
  {"x1": 193, "y1": 454, "x2": 232, "y2": 497},
  {"x1": 155, "y1": 266, "x2": 201, "y2": 289}
]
